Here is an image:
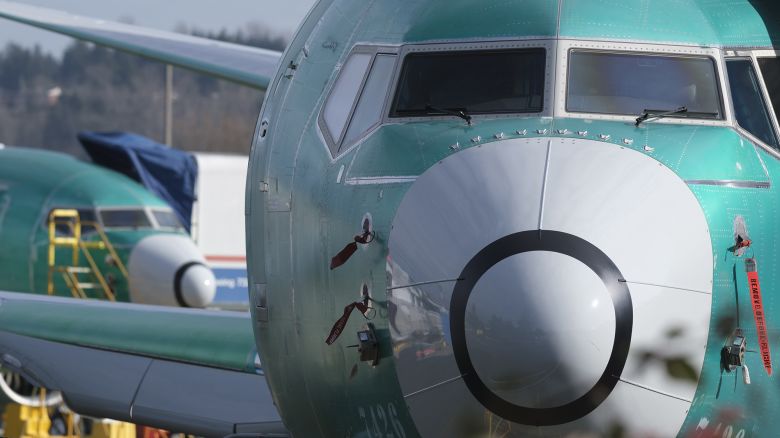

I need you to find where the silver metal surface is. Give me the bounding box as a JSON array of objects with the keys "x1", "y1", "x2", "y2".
[{"x1": 685, "y1": 179, "x2": 771, "y2": 189}]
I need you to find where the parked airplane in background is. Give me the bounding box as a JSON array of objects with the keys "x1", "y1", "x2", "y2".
[
  {"x1": 3, "y1": 1, "x2": 780, "y2": 437},
  {"x1": 0, "y1": 145, "x2": 216, "y2": 308},
  {"x1": 77, "y1": 131, "x2": 250, "y2": 308}
]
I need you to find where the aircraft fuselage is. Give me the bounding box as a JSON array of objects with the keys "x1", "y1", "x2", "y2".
[{"x1": 248, "y1": 1, "x2": 780, "y2": 436}]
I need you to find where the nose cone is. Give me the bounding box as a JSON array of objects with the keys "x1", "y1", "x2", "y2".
[
  {"x1": 128, "y1": 234, "x2": 216, "y2": 307},
  {"x1": 176, "y1": 263, "x2": 216, "y2": 308},
  {"x1": 461, "y1": 247, "x2": 617, "y2": 410},
  {"x1": 388, "y1": 138, "x2": 713, "y2": 437}
]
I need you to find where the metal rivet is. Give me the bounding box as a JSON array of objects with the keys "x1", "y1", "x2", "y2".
[
  {"x1": 622, "y1": 138, "x2": 634, "y2": 145},
  {"x1": 599, "y1": 134, "x2": 611, "y2": 141},
  {"x1": 516, "y1": 129, "x2": 528, "y2": 136},
  {"x1": 557, "y1": 129, "x2": 570, "y2": 135},
  {"x1": 537, "y1": 129, "x2": 548, "y2": 135},
  {"x1": 577, "y1": 130, "x2": 588, "y2": 137},
  {"x1": 494, "y1": 132, "x2": 505, "y2": 140},
  {"x1": 449, "y1": 142, "x2": 461, "y2": 151},
  {"x1": 471, "y1": 136, "x2": 481, "y2": 143}
]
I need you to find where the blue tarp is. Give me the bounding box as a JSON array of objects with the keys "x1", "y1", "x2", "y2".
[{"x1": 77, "y1": 131, "x2": 197, "y2": 233}]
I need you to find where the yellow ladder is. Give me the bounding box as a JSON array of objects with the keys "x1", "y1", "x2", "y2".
[{"x1": 46, "y1": 209, "x2": 128, "y2": 301}]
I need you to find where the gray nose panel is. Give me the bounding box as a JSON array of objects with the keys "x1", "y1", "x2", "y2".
[{"x1": 387, "y1": 138, "x2": 712, "y2": 437}]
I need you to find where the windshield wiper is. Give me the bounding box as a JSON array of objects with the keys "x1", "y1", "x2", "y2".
[
  {"x1": 425, "y1": 104, "x2": 472, "y2": 126},
  {"x1": 635, "y1": 107, "x2": 688, "y2": 127}
]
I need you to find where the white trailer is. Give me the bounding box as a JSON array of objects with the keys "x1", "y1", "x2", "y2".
[{"x1": 191, "y1": 153, "x2": 248, "y2": 309}]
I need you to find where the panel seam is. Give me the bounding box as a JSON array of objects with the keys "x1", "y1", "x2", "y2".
[
  {"x1": 128, "y1": 359, "x2": 154, "y2": 420},
  {"x1": 538, "y1": 139, "x2": 553, "y2": 232}
]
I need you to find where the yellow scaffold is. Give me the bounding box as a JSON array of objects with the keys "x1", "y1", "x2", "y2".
[{"x1": 46, "y1": 208, "x2": 128, "y2": 301}]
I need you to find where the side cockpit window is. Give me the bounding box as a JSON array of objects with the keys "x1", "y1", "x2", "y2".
[
  {"x1": 726, "y1": 59, "x2": 779, "y2": 148},
  {"x1": 321, "y1": 50, "x2": 398, "y2": 157},
  {"x1": 757, "y1": 58, "x2": 780, "y2": 136},
  {"x1": 342, "y1": 54, "x2": 396, "y2": 146},
  {"x1": 323, "y1": 53, "x2": 372, "y2": 149}
]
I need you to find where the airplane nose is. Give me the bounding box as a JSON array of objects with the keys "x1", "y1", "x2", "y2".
[
  {"x1": 175, "y1": 263, "x2": 216, "y2": 308},
  {"x1": 450, "y1": 230, "x2": 628, "y2": 423},
  {"x1": 387, "y1": 137, "x2": 713, "y2": 437},
  {"x1": 127, "y1": 234, "x2": 216, "y2": 307}
]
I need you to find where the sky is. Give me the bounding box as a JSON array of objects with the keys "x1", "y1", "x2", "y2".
[{"x1": 0, "y1": 0, "x2": 318, "y2": 55}]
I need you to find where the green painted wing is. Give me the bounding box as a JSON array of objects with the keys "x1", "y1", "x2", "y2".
[
  {"x1": 0, "y1": 292, "x2": 285, "y2": 436},
  {"x1": 0, "y1": 1, "x2": 281, "y2": 89}
]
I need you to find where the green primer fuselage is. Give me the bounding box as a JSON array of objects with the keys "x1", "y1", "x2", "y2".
[
  {"x1": 0, "y1": 146, "x2": 181, "y2": 301},
  {"x1": 246, "y1": 1, "x2": 780, "y2": 436}
]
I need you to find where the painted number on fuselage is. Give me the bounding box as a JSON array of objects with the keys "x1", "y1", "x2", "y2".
[
  {"x1": 358, "y1": 403, "x2": 406, "y2": 438},
  {"x1": 696, "y1": 417, "x2": 748, "y2": 438}
]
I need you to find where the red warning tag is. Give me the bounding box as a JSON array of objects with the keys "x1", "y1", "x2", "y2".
[
  {"x1": 746, "y1": 258, "x2": 772, "y2": 376},
  {"x1": 325, "y1": 300, "x2": 370, "y2": 345}
]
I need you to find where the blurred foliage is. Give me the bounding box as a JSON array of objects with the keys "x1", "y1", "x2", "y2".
[
  {"x1": 0, "y1": 24, "x2": 284, "y2": 157},
  {"x1": 665, "y1": 356, "x2": 700, "y2": 382}
]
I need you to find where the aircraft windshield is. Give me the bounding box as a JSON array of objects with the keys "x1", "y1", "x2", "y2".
[
  {"x1": 100, "y1": 209, "x2": 153, "y2": 229},
  {"x1": 390, "y1": 48, "x2": 546, "y2": 117},
  {"x1": 567, "y1": 51, "x2": 722, "y2": 119},
  {"x1": 152, "y1": 209, "x2": 183, "y2": 230}
]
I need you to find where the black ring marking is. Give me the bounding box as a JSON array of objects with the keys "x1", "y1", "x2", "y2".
[
  {"x1": 173, "y1": 261, "x2": 205, "y2": 307},
  {"x1": 449, "y1": 230, "x2": 633, "y2": 426}
]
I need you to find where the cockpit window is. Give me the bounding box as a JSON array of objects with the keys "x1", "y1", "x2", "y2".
[
  {"x1": 323, "y1": 53, "x2": 373, "y2": 148},
  {"x1": 100, "y1": 209, "x2": 152, "y2": 229},
  {"x1": 321, "y1": 50, "x2": 398, "y2": 157},
  {"x1": 567, "y1": 51, "x2": 722, "y2": 119},
  {"x1": 152, "y1": 209, "x2": 183, "y2": 230},
  {"x1": 342, "y1": 54, "x2": 397, "y2": 148},
  {"x1": 390, "y1": 48, "x2": 546, "y2": 117},
  {"x1": 727, "y1": 59, "x2": 779, "y2": 148},
  {"x1": 757, "y1": 57, "x2": 780, "y2": 127}
]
